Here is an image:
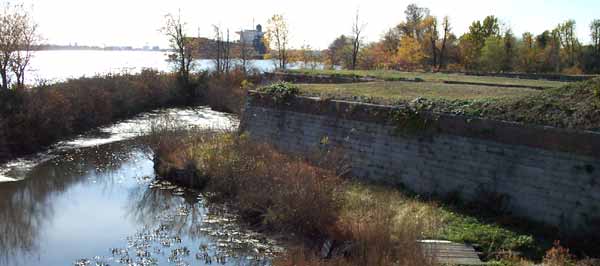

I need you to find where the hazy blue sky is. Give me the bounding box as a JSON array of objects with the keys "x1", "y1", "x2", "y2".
[{"x1": 15, "y1": 0, "x2": 600, "y2": 49}]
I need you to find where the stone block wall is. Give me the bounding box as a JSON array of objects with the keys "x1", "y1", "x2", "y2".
[{"x1": 240, "y1": 92, "x2": 600, "y2": 231}]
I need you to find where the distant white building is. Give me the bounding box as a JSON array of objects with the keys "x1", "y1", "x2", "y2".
[{"x1": 237, "y1": 24, "x2": 267, "y2": 55}]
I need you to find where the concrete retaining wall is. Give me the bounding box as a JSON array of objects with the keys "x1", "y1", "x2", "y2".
[{"x1": 240, "y1": 92, "x2": 600, "y2": 231}]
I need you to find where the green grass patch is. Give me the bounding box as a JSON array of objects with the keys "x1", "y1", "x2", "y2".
[
  {"x1": 342, "y1": 184, "x2": 550, "y2": 262},
  {"x1": 287, "y1": 69, "x2": 568, "y2": 89},
  {"x1": 439, "y1": 210, "x2": 539, "y2": 257},
  {"x1": 297, "y1": 81, "x2": 539, "y2": 103},
  {"x1": 296, "y1": 78, "x2": 600, "y2": 131}
]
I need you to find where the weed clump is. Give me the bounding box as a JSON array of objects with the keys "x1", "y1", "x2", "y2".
[
  {"x1": 148, "y1": 129, "x2": 438, "y2": 265},
  {"x1": 205, "y1": 68, "x2": 256, "y2": 114},
  {"x1": 148, "y1": 130, "x2": 343, "y2": 238},
  {"x1": 274, "y1": 184, "x2": 437, "y2": 266},
  {"x1": 258, "y1": 82, "x2": 299, "y2": 104},
  {"x1": 390, "y1": 98, "x2": 440, "y2": 136}
]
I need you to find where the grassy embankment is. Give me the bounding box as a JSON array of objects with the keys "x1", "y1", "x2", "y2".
[
  {"x1": 286, "y1": 69, "x2": 568, "y2": 89},
  {"x1": 147, "y1": 117, "x2": 597, "y2": 265},
  {"x1": 0, "y1": 69, "x2": 249, "y2": 163},
  {"x1": 295, "y1": 75, "x2": 600, "y2": 132}
]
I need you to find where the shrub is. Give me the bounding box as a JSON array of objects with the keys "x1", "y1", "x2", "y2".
[
  {"x1": 543, "y1": 241, "x2": 575, "y2": 266},
  {"x1": 144, "y1": 115, "x2": 202, "y2": 168},
  {"x1": 148, "y1": 131, "x2": 440, "y2": 266},
  {"x1": 258, "y1": 81, "x2": 299, "y2": 104},
  {"x1": 390, "y1": 107, "x2": 437, "y2": 136},
  {"x1": 562, "y1": 66, "x2": 584, "y2": 75},
  {"x1": 212, "y1": 135, "x2": 342, "y2": 237},
  {"x1": 204, "y1": 69, "x2": 248, "y2": 114},
  {"x1": 149, "y1": 130, "x2": 343, "y2": 238},
  {"x1": 490, "y1": 252, "x2": 534, "y2": 266},
  {"x1": 0, "y1": 70, "x2": 183, "y2": 158},
  {"x1": 273, "y1": 186, "x2": 436, "y2": 266},
  {"x1": 342, "y1": 186, "x2": 435, "y2": 266}
]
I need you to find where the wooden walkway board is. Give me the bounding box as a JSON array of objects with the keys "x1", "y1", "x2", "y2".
[{"x1": 418, "y1": 240, "x2": 484, "y2": 266}]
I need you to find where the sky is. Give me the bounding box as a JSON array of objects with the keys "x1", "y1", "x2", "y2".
[{"x1": 12, "y1": 0, "x2": 600, "y2": 49}]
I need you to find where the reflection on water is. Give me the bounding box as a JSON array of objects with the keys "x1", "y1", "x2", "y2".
[
  {"x1": 0, "y1": 106, "x2": 237, "y2": 182},
  {"x1": 115, "y1": 182, "x2": 281, "y2": 266},
  {"x1": 0, "y1": 107, "x2": 279, "y2": 266},
  {"x1": 0, "y1": 142, "x2": 151, "y2": 266}
]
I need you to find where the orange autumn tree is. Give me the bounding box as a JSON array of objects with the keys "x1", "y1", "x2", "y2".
[
  {"x1": 396, "y1": 36, "x2": 425, "y2": 70},
  {"x1": 359, "y1": 42, "x2": 392, "y2": 69}
]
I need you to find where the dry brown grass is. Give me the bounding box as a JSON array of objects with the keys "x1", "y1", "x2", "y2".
[
  {"x1": 204, "y1": 69, "x2": 252, "y2": 114},
  {"x1": 149, "y1": 130, "x2": 343, "y2": 238},
  {"x1": 207, "y1": 135, "x2": 343, "y2": 238},
  {"x1": 478, "y1": 242, "x2": 599, "y2": 266},
  {"x1": 273, "y1": 248, "x2": 351, "y2": 266},
  {"x1": 338, "y1": 185, "x2": 435, "y2": 266},
  {"x1": 0, "y1": 68, "x2": 259, "y2": 162},
  {"x1": 151, "y1": 130, "x2": 600, "y2": 266},
  {"x1": 149, "y1": 130, "x2": 436, "y2": 265},
  {"x1": 273, "y1": 184, "x2": 437, "y2": 266},
  {"x1": 492, "y1": 252, "x2": 535, "y2": 266},
  {"x1": 0, "y1": 69, "x2": 182, "y2": 159},
  {"x1": 273, "y1": 215, "x2": 435, "y2": 266},
  {"x1": 144, "y1": 116, "x2": 209, "y2": 176},
  {"x1": 543, "y1": 241, "x2": 576, "y2": 266}
]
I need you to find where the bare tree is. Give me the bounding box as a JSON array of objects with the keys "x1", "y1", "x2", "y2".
[
  {"x1": 549, "y1": 29, "x2": 562, "y2": 73},
  {"x1": 556, "y1": 20, "x2": 579, "y2": 67},
  {"x1": 224, "y1": 29, "x2": 231, "y2": 73},
  {"x1": 12, "y1": 11, "x2": 39, "y2": 88},
  {"x1": 266, "y1": 14, "x2": 289, "y2": 70},
  {"x1": 211, "y1": 25, "x2": 232, "y2": 75},
  {"x1": 0, "y1": 2, "x2": 38, "y2": 90},
  {"x1": 438, "y1": 16, "x2": 451, "y2": 70},
  {"x1": 350, "y1": 10, "x2": 365, "y2": 70},
  {"x1": 591, "y1": 19, "x2": 600, "y2": 55},
  {"x1": 162, "y1": 12, "x2": 193, "y2": 92},
  {"x1": 423, "y1": 16, "x2": 438, "y2": 70},
  {"x1": 212, "y1": 25, "x2": 223, "y2": 74},
  {"x1": 238, "y1": 28, "x2": 255, "y2": 74},
  {"x1": 0, "y1": 4, "x2": 18, "y2": 90}
]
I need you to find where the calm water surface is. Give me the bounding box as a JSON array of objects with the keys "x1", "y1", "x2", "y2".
[
  {"x1": 0, "y1": 107, "x2": 282, "y2": 266},
  {"x1": 25, "y1": 50, "x2": 281, "y2": 84}
]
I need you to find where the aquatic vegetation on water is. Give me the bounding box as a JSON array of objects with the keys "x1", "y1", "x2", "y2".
[{"x1": 73, "y1": 179, "x2": 283, "y2": 266}]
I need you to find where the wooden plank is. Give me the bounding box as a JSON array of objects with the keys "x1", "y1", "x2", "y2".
[{"x1": 418, "y1": 240, "x2": 485, "y2": 266}]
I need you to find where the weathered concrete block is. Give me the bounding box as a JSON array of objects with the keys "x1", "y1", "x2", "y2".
[{"x1": 241, "y1": 93, "x2": 600, "y2": 232}]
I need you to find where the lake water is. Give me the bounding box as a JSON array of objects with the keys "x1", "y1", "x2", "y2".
[
  {"x1": 25, "y1": 50, "x2": 280, "y2": 84},
  {"x1": 0, "y1": 107, "x2": 281, "y2": 266},
  {"x1": 0, "y1": 50, "x2": 292, "y2": 265}
]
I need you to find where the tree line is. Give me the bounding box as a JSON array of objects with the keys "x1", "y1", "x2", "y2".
[
  {"x1": 4, "y1": 1, "x2": 599, "y2": 95},
  {"x1": 323, "y1": 4, "x2": 600, "y2": 74},
  {"x1": 237, "y1": 6, "x2": 600, "y2": 75}
]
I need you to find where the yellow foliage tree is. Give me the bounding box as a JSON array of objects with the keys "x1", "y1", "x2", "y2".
[
  {"x1": 396, "y1": 36, "x2": 425, "y2": 70},
  {"x1": 358, "y1": 42, "x2": 389, "y2": 69}
]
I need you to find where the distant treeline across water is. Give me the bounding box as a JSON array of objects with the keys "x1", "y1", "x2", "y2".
[{"x1": 23, "y1": 50, "x2": 278, "y2": 85}]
